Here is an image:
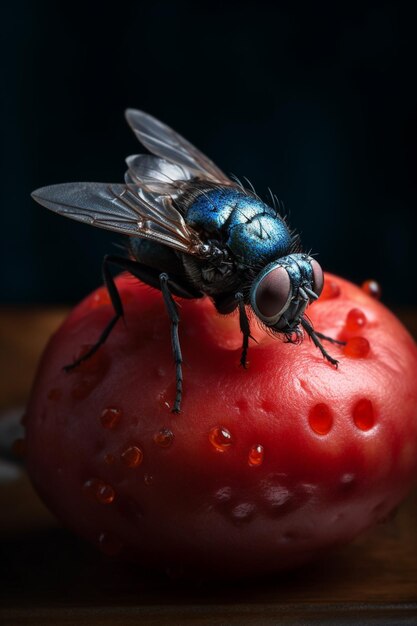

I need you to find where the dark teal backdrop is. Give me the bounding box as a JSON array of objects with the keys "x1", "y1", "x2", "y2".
[{"x1": 1, "y1": 1, "x2": 416, "y2": 305}]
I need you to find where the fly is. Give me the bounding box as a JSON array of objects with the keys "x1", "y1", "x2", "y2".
[{"x1": 32, "y1": 110, "x2": 344, "y2": 412}]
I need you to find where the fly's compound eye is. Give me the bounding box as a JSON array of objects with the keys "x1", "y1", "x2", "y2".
[
  {"x1": 251, "y1": 266, "x2": 292, "y2": 325},
  {"x1": 310, "y1": 259, "x2": 324, "y2": 297}
]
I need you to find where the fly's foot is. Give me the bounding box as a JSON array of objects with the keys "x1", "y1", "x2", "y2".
[{"x1": 63, "y1": 343, "x2": 101, "y2": 372}]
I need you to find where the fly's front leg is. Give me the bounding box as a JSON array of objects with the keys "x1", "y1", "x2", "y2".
[
  {"x1": 235, "y1": 292, "x2": 252, "y2": 368},
  {"x1": 160, "y1": 273, "x2": 183, "y2": 413},
  {"x1": 301, "y1": 317, "x2": 339, "y2": 367},
  {"x1": 315, "y1": 331, "x2": 346, "y2": 346},
  {"x1": 64, "y1": 254, "x2": 138, "y2": 371}
]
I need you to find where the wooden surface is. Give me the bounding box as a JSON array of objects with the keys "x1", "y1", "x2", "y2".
[{"x1": 1, "y1": 307, "x2": 417, "y2": 625}]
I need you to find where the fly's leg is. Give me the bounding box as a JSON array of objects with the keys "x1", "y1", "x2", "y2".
[
  {"x1": 315, "y1": 331, "x2": 346, "y2": 346},
  {"x1": 235, "y1": 292, "x2": 254, "y2": 369},
  {"x1": 160, "y1": 273, "x2": 183, "y2": 414},
  {"x1": 301, "y1": 317, "x2": 339, "y2": 367},
  {"x1": 64, "y1": 254, "x2": 141, "y2": 371},
  {"x1": 65, "y1": 253, "x2": 198, "y2": 412}
]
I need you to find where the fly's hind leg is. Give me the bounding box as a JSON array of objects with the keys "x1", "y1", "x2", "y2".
[
  {"x1": 65, "y1": 248, "x2": 200, "y2": 412},
  {"x1": 159, "y1": 273, "x2": 183, "y2": 414},
  {"x1": 64, "y1": 254, "x2": 141, "y2": 371},
  {"x1": 157, "y1": 271, "x2": 201, "y2": 413}
]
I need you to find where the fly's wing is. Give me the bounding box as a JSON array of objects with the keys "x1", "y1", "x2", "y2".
[
  {"x1": 124, "y1": 154, "x2": 193, "y2": 198},
  {"x1": 125, "y1": 109, "x2": 232, "y2": 186},
  {"x1": 31, "y1": 182, "x2": 205, "y2": 256}
]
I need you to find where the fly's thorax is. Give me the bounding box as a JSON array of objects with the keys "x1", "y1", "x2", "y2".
[
  {"x1": 250, "y1": 254, "x2": 324, "y2": 329},
  {"x1": 183, "y1": 186, "x2": 292, "y2": 266},
  {"x1": 181, "y1": 252, "x2": 241, "y2": 296}
]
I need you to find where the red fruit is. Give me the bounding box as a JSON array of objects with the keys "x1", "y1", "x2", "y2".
[{"x1": 25, "y1": 273, "x2": 417, "y2": 579}]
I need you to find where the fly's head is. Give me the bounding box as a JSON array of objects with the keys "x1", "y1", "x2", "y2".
[{"x1": 250, "y1": 254, "x2": 324, "y2": 339}]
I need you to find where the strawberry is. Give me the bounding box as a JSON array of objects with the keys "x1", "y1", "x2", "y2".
[{"x1": 25, "y1": 273, "x2": 417, "y2": 578}]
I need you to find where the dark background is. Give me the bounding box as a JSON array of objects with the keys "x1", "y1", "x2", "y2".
[{"x1": 2, "y1": 1, "x2": 416, "y2": 306}]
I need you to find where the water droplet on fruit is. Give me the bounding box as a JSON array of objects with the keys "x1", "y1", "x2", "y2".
[
  {"x1": 98, "y1": 531, "x2": 122, "y2": 556},
  {"x1": 230, "y1": 502, "x2": 255, "y2": 523},
  {"x1": 213, "y1": 486, "x2": 232, "y2": 503},
  {"x1": 344, "y1": 336, "x2": 370, "y2": 358},
  {"x1": 209, "y1": 426, "x2": 233, "y2": 452},
  {"x1": 248, "y1": 444, "x2": 264, "y2": 467},
  {"x1": 121, "y1": 445, "x2": 143, "y2": 468},
  {"x1": 353, "y1": 398, "x2": 375, "y2": 430},
  {"x1": 362, "y1": 279, "x2": 381, "y2": 300},
  {"x1": 100, "y1": 407, "x2": 122, "y2": 429},
  {"x1": 321, "y1": 279, "x2": 341, "y2": 300},
  {"x1": 90, "y1": 288, "x2": 111, "y2": 308},
  {"x1": 345, "y1": 308, "x2": 367, "y2": 332},
  {"x1": 158, "y1": 384, "x2": 177, "y2": 411},
  {"x1": 261, "y1": 480, "x2": 292, "y2": 513},
  {"x1": 97, "y1": 483, "x2": 115, "y2": 504},
  {"x1": 308, "y1": 403, "x2": 333, "y2": 435},
  {"x1": 153, "y1": 428, "x2": 174, "y2": 448},
  {"x1": 48, "y1": 388, "x2": 62, "y2": 401},
  {"x1": 83, "y1": 478, "x2": 115, "y2": 504}
]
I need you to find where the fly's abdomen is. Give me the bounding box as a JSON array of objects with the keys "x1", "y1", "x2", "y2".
[{"x1": 185, "y1": 187, "x2": 292, "y2": 265}]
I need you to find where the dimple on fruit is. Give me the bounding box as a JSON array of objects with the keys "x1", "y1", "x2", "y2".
[{"x1": 25, "y1": 273, "x2": 417, "y2": 579}]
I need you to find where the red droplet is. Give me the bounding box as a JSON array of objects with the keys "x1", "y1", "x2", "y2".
[
  {"x1": 345, "y1": 308, "x2": 367, "y2": 332},
  {"x1": 104, "y1": 453, "x2": 115, "y2": 465},
  {"x1": 362, "y1": 279, "x2": 381, "y2": 300},
  {"x1": 308, "y1": 403, "x2": 333, "y2": 435},
  {"x1": 344, "y1": 336, "x2": 370, "y2": 358},
  {"x1": 320, "y1": 279, "x2": 341, "y2": 300},
  {"x1": 121, "y1": 445, "x2": 143, "y2": 468},
  {"x1": 100, "y1": 407, "x2": 122, "y2": 429},
  {"x1": 90, "y1": 288, "x2": 111, "y2": 308},
  {"x1": 153, "y1": 428, "x2": 174, "y2": 448},
  {"x1": 48, "y1": 388, "x2": 62, "y2": 401},
  {"x1": 353, "y1": 398, "x2": 375, "y2": 431},
  {"x1": 158, "y1": 383, "x2": 177, "y2": 411},
  {"x1": 83, "y1": 478, "x2": 115, "y2": 504},
  {"x1": 209, "y1": 426, "x2": 233, "y2": 452},
  {"x1": 97, "y1": 482, "x2": 116, "y2": 504},
  {"x1": 248, "y1": 444, "x2": 264, "y2": 467},
  {"x1": 98, "y1": 531, "x2": 123, "y2": 556}
]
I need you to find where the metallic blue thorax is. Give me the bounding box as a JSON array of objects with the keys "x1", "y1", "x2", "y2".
[{"x1": 185, "y1": 188, "x2": 292, "y2": 266}]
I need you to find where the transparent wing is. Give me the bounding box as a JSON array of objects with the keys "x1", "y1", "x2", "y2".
[
  {"x1": 124, "y1": 154, "x2": 193, "y2": 197},
  {"x1": 125, "y1": 109, "x2": 232, "y2": 185},
  {"x1": 31, "y1": 182, "x2": 204, "y2": 255}
]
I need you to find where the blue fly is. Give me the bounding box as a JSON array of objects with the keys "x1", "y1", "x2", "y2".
[{"x1": 32, "y1": 110, "x2": 342, "y2": 412}]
